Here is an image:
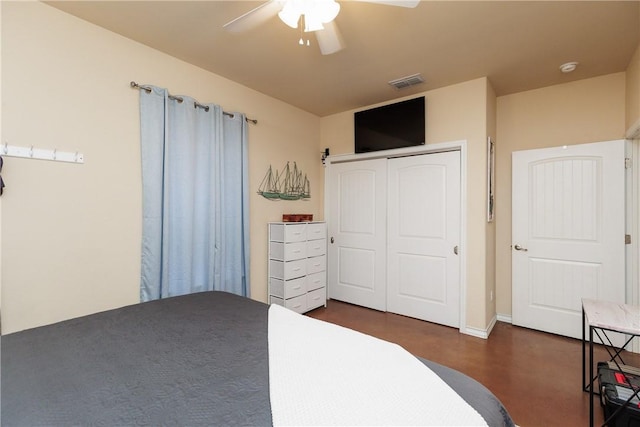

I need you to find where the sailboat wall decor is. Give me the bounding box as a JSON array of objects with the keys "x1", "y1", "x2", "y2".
[
  {"x1": 257, "y1": 165, "x2": 281, "y2": 199},
  {"x1": 258, "y1": 162, "x2": 311, "y2": 201}
]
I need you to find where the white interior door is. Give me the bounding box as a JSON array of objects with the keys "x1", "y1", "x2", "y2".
[
  {"x1": 327, "y1": 159, "x2": 387, "y2": 311},
  {"x1": 387, "y1": 151, "x2": 461, "y2": 327},
  {"x1": 512, "y1": 140, "x2": 626, "y2": 339}
]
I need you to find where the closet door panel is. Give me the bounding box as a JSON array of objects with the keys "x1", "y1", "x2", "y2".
[
  {"x1": 387, "y1": 151, "x2": 461, "y2": 327},
  {"x1": 326, "y1": 158, "x2": 387, "y2": 311}
]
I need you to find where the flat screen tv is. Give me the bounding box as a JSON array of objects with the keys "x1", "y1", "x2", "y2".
[{"x1": 354, "y1": 96, "x2": 425, "y2": 153}]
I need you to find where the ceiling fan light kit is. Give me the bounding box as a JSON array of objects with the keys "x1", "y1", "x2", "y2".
[
  {"x1": 279, "y1": 0, "x2": 341, "y2": 32},
  {"x1": 224, "y1": 0, "x2": 420, "y2": 55}
]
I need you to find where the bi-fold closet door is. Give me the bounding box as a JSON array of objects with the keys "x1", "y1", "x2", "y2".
[{"x1": 327, "y1": 150, "x2": 461, "y2": 328}]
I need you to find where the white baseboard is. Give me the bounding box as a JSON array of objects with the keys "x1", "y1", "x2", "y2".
[
  {"x1": 497, "y1": 313, "x2": 512, "y2": 323},
  {"x1": 462, "y1": 315, "x2": 497, "y2": 339}
]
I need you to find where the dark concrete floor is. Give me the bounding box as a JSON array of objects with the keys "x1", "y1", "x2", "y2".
[{"x1": 306, "y1": 299, "x2": 640, "y2": 427}]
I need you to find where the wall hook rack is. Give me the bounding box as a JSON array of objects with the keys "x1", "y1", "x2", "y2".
[{"x1": 2, "y1": 142, "x2": 84, "y2": 164}]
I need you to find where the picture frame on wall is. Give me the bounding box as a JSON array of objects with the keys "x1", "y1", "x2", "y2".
[{"x1": 487, "y1": 137, "x2": 495, "y2": 222}]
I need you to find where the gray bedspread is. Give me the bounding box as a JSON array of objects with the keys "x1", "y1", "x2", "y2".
[{"x1": 1, "y1": 291, "x2": 514, "y2": 426}]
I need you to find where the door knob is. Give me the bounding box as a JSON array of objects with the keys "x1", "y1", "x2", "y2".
[
  {"x1": 330, "y1": 237, "x2": 334, "y2": 244},
  {"x1": 514, "y1": 244, "x2": 528, "y2": 252}
]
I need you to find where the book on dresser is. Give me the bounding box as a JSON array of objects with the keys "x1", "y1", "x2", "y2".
[{"x1": 268, "y1": 221, "x2": 327, "y2": 314}]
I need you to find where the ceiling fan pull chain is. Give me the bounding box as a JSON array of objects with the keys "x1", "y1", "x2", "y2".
[{"x1": 299, "y1": 14, "x2": 310, "y2": 47}]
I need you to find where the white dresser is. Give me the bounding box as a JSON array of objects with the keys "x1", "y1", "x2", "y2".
[{"x1": 268, "y1": 221, "x2": 327, "y2": 314}]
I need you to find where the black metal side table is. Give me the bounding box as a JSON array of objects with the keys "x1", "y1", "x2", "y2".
[{"x1": 582, "y1": 298, "x2": 640, "y2": 427}]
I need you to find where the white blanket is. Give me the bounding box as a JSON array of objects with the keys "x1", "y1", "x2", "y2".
[{"x1": 268, "y1": 304, "x2": 488, "y2": 426}]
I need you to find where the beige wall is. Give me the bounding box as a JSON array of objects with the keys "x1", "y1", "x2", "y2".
[
  {"x1": 320, "y1": 78, "x2": 494, "y2": 332},
  {"x1": 495, "y1": 73, "x2": 627, "y2": 317},
  {"x1": 627, "y1": 42, "x2": 640, "y2": 134},
  {"x1": 485, "y1": 81, "x2": 497, "y2": 326},
  {"x1": 1, "y1": 2, "x2": 322, "y2": 333},
  {"x1": 2, "y1": 2, "x2": 632, "y2": 336}
]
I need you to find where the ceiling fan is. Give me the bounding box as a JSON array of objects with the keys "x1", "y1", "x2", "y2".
[{"x1": 223, "y1": 0, "x2": 420, "y2": 55}]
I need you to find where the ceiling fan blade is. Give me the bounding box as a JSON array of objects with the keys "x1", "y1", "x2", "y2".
[
  {"x1": 223, "y1": 0, "x2": 284, "y2": 33},
  {"x1": 315, "y1": 21, "x2": 345, "y2": 55},
  {"x1": 352, "y1": 0, "x2": 420, "y2": 8}
]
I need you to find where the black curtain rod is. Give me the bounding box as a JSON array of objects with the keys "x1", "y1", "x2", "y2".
[{"x1": 130, "y1": 81, "x2": 257, "y2": 125}]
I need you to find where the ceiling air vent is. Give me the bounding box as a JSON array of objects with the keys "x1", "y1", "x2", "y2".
[{"x1": 388, "y1": 73, "x2": 424, "y2": 90}]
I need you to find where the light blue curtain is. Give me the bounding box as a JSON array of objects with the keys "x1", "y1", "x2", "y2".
[{"x1": 139, "y1": 86, "x2": 250, "y2": 301}]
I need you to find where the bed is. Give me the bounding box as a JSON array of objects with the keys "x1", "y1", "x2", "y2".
[{"x1": 1, "y1": 291, "x2": 514, "y2": 426}]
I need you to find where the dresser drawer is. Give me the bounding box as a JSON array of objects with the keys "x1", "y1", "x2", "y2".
[
  {"x1": 306, "y1": 271, "x2": 326, "y2": 291},
  {"x1": 284, "y1": 294, "x2": 307, "y2": 314},
  {"x1": 269, "y1": 259, "x2": 307, "y2": 280},
  {"x1": 269, "y1": 223, "x2": 306, "y2": 242},
  {"x1": 306, "y1": 255, "x2": 326, "y2": 275},
  {"x1": 269, "y1": 276, "x2": 306, "y2": 299},
  {"x1": 307, "y1": 287, "x2": 326, "y2": 311},
  {"x1": 306, "y1": 239, "x2": 326, "y2": 258},
  {"x1": 271, "y1": 293, "x2": 309, "y2": 314},
  {"x1": 306, "y1": 223, "x2": 326, "y2": 241},
  {"x1": 285, "y1": 224, "x2": 306, "y2": 242},
  {"x1": 270, "y1": 295, "x2": 285, "y2": 307},
  {"x1": 269, "y1": 241, "x2": 307, "y2": 261}
]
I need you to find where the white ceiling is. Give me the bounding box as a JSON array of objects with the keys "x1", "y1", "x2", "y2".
[{"x1": 46, "y1": 1, "x2": 640, "y2": 117}]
